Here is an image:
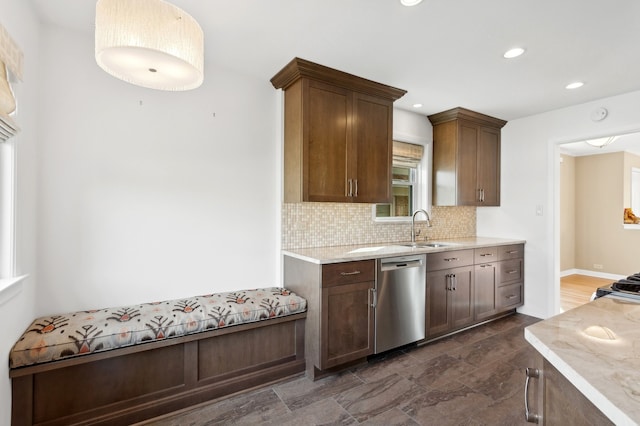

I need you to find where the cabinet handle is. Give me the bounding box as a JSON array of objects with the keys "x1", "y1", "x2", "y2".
[
  {"x1": 507, "y1": 270, "x2": 518, "y2": 274},
  {"x1": 370, "y1": 288, "x2": 377, "y2": 308},
  {"x1": 354, "y1": 179, "x2": 358, "y2": 197},
  {"x1": 444, "y1": 257, "x2": 459, "y2": 262},
  {"x1": 480, "y1": 253, "x2": 493, "y2": 257},
  {"x1": 445, "y1": 273, "x2": 452, "y2": 291},
  {"x1": 506, "y1": 250, "x2": 519, "y2": 254},
  {"x1": 478, "y1": 188, "x2": 485, "y2": 202},
  {"x1": 506, "y1": 294, "x2": 518, "y2": 299},
  {"x1": 340, "y1": 270, "x2": 361, "y2": 276},
  {"x1": 450, "y1": 274, "x2": 457, "y2": 291},
  {"x1": 348, "y1": 179, "x2": 353, "y2": 197},
  {"x1": 525, "y1": 367, "x2": 541, "y2": 423},
  {"x1": 480, "y1": 264, "x2": 492, "y2": 268}
]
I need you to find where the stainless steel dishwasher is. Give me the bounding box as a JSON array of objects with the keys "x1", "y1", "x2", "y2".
[{"x1": 375, "y1": 254, "x2": 426, "y2": 354}]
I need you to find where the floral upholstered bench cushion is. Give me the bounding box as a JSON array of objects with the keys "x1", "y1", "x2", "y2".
[{"x1": 10, "y1": 287, "x2": 306, "y2": 369}]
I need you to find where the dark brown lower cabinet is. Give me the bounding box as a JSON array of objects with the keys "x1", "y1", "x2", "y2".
[
  {"x1": 283, "y1": 256, "x2": 375, "y2": 379},
  {"x1": 322, "y1": 280, "x2": 374, "y2": 368},
  {"x1": 524, "y1": 355, "x2": 613, "y2": 425},
  {"x1": 426, "y1": 265, "x2": 474, "y2": 337},
  {"x1": 283, "y1": 243, "x2": 525, "y2": 378}
]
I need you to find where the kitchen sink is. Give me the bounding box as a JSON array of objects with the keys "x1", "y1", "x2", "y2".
[{"x1": 400, "y1": 242, "x2": 451, "y2": 248}]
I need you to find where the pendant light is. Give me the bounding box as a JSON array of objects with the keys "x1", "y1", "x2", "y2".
[{"x1": 95, "y1": 0, "x2": 204, "y2": 91}]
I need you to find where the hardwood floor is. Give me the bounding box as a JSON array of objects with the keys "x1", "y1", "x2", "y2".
[
  {"x1": 560, "y1": 274, "x2": 612, "y2": 312},
  {"x1": 139, "y1": 314, "x2": 541, "y2": 426}
]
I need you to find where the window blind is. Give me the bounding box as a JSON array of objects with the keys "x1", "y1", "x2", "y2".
[{"x1": 393, "y1": 140, "x2": 424, "y2": 167}]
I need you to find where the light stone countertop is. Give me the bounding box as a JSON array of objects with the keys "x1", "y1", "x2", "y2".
[
  {"x1": 282, "y1": 236, "x2": 525, "y2": 264},
  {"x1": 525, "y1": 296, "x2": 640, "y2": 425}
]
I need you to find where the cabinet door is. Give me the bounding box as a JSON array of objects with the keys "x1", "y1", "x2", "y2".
[
  {"x1": 432, "y1": 121, "x2": 458, "y2": 206},
  {"x1": 542, "y1": 359, "x2": 613, "y2": 425},
  {"x1": 306, "y1": 80, "x2": 351, "y2": 202},
  {"x1": 450, "y1": 266, "x2": 474, "y2": 329},
  {"x1": 477, "y1": 126, "x2": 500, "y2": 206},
  {"x1": 426, "y1": 269, "x2": 451, "y2": 337},
  {"x1": 456, "y1": 121, "x2": 479, "y2": 205},
  {"x1": 352, "y1": 92, "x2": 393, "y2": 203},
  {"x1": 321, "y1": 281, "x2": 374, "y2": 368},
  {"x1": 475, "y1": 263, "x2": 498, "y2": 321}
]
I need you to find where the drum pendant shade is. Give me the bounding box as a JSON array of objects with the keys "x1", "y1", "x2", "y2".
[{"x1": 95, "y1": 0, "x2": 204, "y2": 91}]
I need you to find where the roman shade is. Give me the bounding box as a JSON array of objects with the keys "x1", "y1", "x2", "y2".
[
  {"x1": 0, "y1": 22, "x2": 23, "y2": 142},
  {"x1": 393, "y1": 140, "x2": 424, "y2": 167}
]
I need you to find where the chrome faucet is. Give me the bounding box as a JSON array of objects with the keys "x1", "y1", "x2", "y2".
[{"x1": 411, "y1": 209, "x2": 432, "y2": 242}]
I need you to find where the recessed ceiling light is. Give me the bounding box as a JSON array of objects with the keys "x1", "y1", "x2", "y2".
[
  {"x1": 566, "y1": 81, "x2": 584, "y2": 89},
  {"x1": 503, "y1": 47, "x2": 525, "y2": 59},
  {"x1": 400, "y1": 0, "x2": 423, "y2": 6},
  {"x1": 413, "y1": 103, "x2": 423, "y2": 108}
]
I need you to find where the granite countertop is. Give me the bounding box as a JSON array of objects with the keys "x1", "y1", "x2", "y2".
[
  {"x1": 525, "y1": 296, "x2": 640, "y2": 425},
  {"x1": 282, "y1": 236, "x2": 525, "y2": 264}
]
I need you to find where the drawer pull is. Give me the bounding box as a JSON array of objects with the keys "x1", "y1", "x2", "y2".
[
  {"x1": 480, "y1": 264, "x2": 492, "y2": 268},
  {"x1": 506, "y1": 294, "x2": 518, "y2": 299},
  {"x1": 340, "y1": 270, "x2": 361, "y2": 276},
  {"x1": 444, "y1": 257, "x2": 459, "y2": 262},
  {"x1": 507, "y1": 270, "x2": 518, "y2": 274},
  {"x1": 506, "y1": 250, "x2": 519, "y2": 254},
  {"x1": 480, "y1": 253, "x2": 493, "y2": 257}
]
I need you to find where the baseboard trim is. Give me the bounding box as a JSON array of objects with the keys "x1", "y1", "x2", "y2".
[{"x1": 560, "y1": 269, "x2": 625, "y2": 281}]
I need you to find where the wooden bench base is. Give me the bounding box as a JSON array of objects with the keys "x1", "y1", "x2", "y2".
[{"x1": 11, "y1": 313, "x2": 305, "y2": 426}]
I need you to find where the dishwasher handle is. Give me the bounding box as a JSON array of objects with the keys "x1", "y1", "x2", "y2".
[
  {"x1": 380, "y1": 258, "x2": 423, "y2": 272},
  {"x1": 370, "y1": 288, "x2": 377, "y2": 308}
]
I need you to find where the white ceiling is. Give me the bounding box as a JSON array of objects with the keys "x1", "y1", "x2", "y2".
[
  {"x1": 559, "y1": 132, "x2": 640, "y2": 157},
  {"x1": 30, "y1": 0, "x2": 640, "y2": 123}
]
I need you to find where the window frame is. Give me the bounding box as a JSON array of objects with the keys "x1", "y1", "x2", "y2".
[
  {"x1": 0, "y1": 134, "x2": 21, "y2": 299},
  {"x1": 0, "y1": 77, "x2": 25, "y2": 303}
]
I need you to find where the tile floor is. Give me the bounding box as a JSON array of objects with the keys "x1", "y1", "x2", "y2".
[{"x1": 141, "y1": 313, "x2": 541, "y2": 426}]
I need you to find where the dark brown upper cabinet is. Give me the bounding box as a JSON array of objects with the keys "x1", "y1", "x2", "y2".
[
  {"x1": 271, "y1": 58, "x2": 406, "y2": 203},
  {"x1": 428, "y1": 107, "x2": 507, "y2": 206}
]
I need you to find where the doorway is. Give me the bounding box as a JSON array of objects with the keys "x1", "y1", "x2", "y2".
[{"x1": 557, "y1": 132, "x2": 640, "y2": 311}]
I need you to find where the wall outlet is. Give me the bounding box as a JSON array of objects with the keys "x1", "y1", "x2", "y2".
[{"x1": 593, "y1": 264, "x2": 604, "y2": 270}]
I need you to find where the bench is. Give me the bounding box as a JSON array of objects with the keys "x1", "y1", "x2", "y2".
[{"x1": 10, "y1": 287, "x2": 307, "y2": 426}]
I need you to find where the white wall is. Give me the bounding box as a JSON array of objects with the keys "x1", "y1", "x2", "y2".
[
  {"x1": 0, "y1": 1, "x2": 40, "y2": 424},
  {"x1": 33, "y1": 24, "x2": 437, "y2": 315},
  {"x1": 36, "y1": 24, "x2": 280, "y2": 313},
  {"x1": 478, "y1": 89, "x2": 640, "y2": 319}
]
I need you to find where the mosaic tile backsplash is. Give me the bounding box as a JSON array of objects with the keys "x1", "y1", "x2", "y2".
[{"x1": 282, "y1": 203, "x2": 476, "y2": 249}]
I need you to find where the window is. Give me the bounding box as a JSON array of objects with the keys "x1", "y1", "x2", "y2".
[
  {"x1": 374, "y1": 140, "x2": 429, "y2": 221},
  {"x1": 376, "y1": 165, "x2": 417, "y2": 217},
  {"x1": 0, "y1": 25, "x2": 23, "y2": 293}
]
